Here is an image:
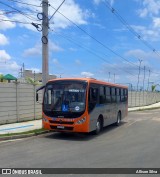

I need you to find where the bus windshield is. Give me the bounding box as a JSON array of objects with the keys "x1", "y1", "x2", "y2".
[{"x1": 43, "y1": 80, "x2": 87, "y2": 118}]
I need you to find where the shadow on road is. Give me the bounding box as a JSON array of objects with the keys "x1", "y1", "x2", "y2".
[{"x1": 44, "y1": 121, "x2": 127, "y2": 141}]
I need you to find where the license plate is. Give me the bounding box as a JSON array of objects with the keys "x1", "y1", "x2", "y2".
[{"x1": 57, "y1": 126, "x2": 64, "y2": 129}]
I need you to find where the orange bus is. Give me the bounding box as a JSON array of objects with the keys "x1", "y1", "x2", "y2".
[{"x1": 37, "y1": 78, "x2": 128, "y2": 134}]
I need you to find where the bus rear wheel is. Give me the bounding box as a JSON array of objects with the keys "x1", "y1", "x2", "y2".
[{"x1": 116, "y1": 112, "x2": 121, "y2": 126}]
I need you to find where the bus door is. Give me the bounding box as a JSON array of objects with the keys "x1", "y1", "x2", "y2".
[
  {"x1": 103, "y1": 86, "x2": 112, "y2": 125},
  {"x1": 88, "y1": 84, "x2": 99, "y2": 131},
  {"x1": 99, "y1": 86, "x2": 109, "y2": 125},
  {"x1": 110, "y1": 87, "x2": 117, "y2": 124}
]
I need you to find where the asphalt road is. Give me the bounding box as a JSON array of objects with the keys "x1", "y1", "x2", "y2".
[{"x1": 0, "y1": 109, "x2": 160, "y2": 177}]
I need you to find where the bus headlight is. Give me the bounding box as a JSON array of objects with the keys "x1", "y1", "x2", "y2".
[
  {"x1": 42, "y1": 117, "x2": 49, "y2": 123},
  {"x1": 76, "y1": 117, "x2": 86, "y2": 124}
]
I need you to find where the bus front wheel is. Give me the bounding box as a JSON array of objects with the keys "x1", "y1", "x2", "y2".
[{"x1": 94, "y1": 118, "x2": 102, "y2": 135}]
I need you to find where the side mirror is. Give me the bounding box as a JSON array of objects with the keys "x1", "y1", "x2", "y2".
[
  {"x1": 36, "y1": 85, "x2": 45, "y2": 104},
  {"x1": 36, "y1": 93, "x2": 39, "y2": 102}
]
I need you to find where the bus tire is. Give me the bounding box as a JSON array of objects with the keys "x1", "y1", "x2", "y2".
[
  {"x1": 116, "y1": 111, "x2": 121, "y2": 126},
  {"x1": 94, "y1": 117, "x2": 102, "y2": 135}
]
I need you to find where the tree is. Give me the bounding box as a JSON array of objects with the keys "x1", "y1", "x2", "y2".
[
  {"x1": 26, "y1": 77, "x2": 38, "y2": 85},
  {"x1": 0, "y1": 74, "x2": 4, "y2": 82},
  {"x1": 151, "y1": 84, "x2": 160, "y2": 92}
]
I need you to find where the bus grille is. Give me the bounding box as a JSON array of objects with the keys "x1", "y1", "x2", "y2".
[{"x1": 49, "y1": 120, "x2": 74, "y2": 125}]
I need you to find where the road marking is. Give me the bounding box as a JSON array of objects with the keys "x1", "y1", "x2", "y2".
[
  {"x1": 0, "y1": 138, "x2": 26, "y2": 144},
  {"x1": 0, "y1": 125, "x2": 34, "y2": 132},
  {"x1": 151, "y1": 117, "x2": 160, "y2": 121},
  {"x1": 124, "y1": 120, "x2": 139, "y2": 127}
]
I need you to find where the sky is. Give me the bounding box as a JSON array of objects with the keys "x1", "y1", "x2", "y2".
[{"x1": 0, "y1": 0, "x2": 160, "y2": 89}]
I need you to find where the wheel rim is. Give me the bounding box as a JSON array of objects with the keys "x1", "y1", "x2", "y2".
[
  {"x1": 96, "y1": 120, "x2": 101, "y2": 132},
  {"x1": 117, "y1": 113, "x2": 120, "y2": 124}
]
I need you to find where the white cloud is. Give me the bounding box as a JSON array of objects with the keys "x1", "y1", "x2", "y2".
[
  {"x1": 50, "y1": 41, "x2": 63, "y2": 52},
  {"x1": 69, "y1": 47, "x2": 77, "y2": 51},
  {"x1": 7, "y1": 0, "x2": 91, "y2": 31},
  {"x1": 93, "y1": 0, "x2": 103, "y2": 5},
  {"x1": 8, "y1": 61, "x2": 20, "y2": 70},
  {"x1": 0, "y1": 33, "x2": 9, "y2": 45},
  {"x1": 125, "y1": 49, "x2": 160, "y2": 60},
  {"x1": 0, "y1": 50, "x2": 11, "y2": 62},
  {"x1": 81, "y1": 71, "x2": 94, "y2": 77},
  {"x1": 27, "y1": 68, "x2": 41, "y2": 73},
  {"x1": 0, "y1": 11, "x2": 16, "y2": 30},
  {"x1": 23, "y1": 42, "x2": 63, "y2": 57},
  {"x1": 125, "y1": 49, "x2": 148, "y2": 59},
  {"x1": 51, "y1": 0, "x2": 89, "y2": 29},
  {"x1": 52, "y1": 58, "x2": 65, "y2": 70},
  {"x1": 0, "y1": 61, "x2": 20, "y2": 76},
  {"x1": 109, "y1": 0, "x2": 115, "y2": 6},
  {"x1": 153, "y1": 17, "x2": 160, "y2": 28},
  {"x1": 0, "y1": 50, "x2": 21, "y2": 75},
  {"x1": 131, "y1": 25, "x2": 160, "y2": 41},
  {"x1": 137, "y1": 0, "x2": 160, "y2": 17},
  {"x1": 23, "y1": 44, "x2": 41, "y2": 57},
  {"x1": 93, "y1": 0, "x2": 114, "y2": 6},
  {"x1": 53, "y1": 58, "x2": 59, "y2": 65},
  {"x1": 75, "y1": 59, "x2": 81, "y2": 65}
]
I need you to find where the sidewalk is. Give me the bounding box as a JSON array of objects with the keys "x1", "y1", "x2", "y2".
[
  {"x1": 128, "y1": 102, "x2": 160, "y2": 111},
  {"x1": 0, "y1": 102, "x2": 160, "y2": 136},
  {"x1": 0, "y1": 120, "x2": 42, "y2": 135}
]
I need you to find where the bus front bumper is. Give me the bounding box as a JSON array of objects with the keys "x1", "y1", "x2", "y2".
[{"x1": 42, "y1": 117, "x2": 89, "y2": 133}]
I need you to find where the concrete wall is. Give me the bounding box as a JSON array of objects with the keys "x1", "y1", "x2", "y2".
[
  {"x1": 0, "y1": 83, "x2": 160, "y2": 125},
  {"x1": 0, "y1": 83, "x2": 42, "y2": 125},
  {"x1": 128, "y1": 91, "x2": 160, "y2": 107}
]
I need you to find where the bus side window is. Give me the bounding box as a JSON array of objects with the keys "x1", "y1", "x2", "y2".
[
  {"x1": 124, "y1": 89, "x2": 128, "y2": 102},
  {"x1": 88, "y1": 87, "x2": 98, "y2": 112},
  {"x1": 99, "y1": 86, "x2": 106, "y2": 104},
  {"x1": 111, "y1": 87, "x2": 116, "y2": 103},
  {"x1": 116, "y1": 88, "x2": 120, "y2": 102},
  {"x1": 120, "y1": 88, "x2": 125, "y2": 102},
  {"x1": 105, "y1": 86, "x2": 111, "y2": 103}
]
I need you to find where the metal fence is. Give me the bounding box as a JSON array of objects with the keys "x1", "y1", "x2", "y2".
[{"x1": 0, "y1": 83, "x2": 160, "y2": 125}]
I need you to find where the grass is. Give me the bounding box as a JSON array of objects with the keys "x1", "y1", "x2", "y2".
[{"x1": 0, "y1": 128, "x2": 49, "y2": 138}]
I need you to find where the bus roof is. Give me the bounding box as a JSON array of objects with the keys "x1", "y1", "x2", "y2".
[{"x1": 48, "y1": 78, "x2": 128, "y2": 89}]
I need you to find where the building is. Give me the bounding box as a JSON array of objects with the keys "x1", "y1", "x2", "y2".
[{"x1": 22, "y1": 70, "x2": 57, "y2": 83}]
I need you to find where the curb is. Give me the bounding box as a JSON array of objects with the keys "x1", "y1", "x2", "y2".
[
  {"x1": 128, "y1": 106, "x2": 160, "y2": 112},
  {"x1": 0, "y1": 130, "x2": 50, "y2": 141}
]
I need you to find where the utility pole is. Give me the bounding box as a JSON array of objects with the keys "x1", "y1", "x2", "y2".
[
  {"x1": 42, "y1": 0, "x2": 49, "y2": 85},
  {"x1": 22, "y1": 63, "x2": 25, "y2": 78},
  {"x1": 147, "y1": 69, "x2": 151, "y2": 91},
  {"x1": 143, "y1": 66, "x2": 146, "y2": 91},
  {"x1": 143, "y1": 66, "x2": 146, "y2": 106},
  {"x1": 137, "y1": 59, "x2": 142, "y2": 91}
]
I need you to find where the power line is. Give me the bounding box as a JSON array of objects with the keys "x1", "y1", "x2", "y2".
[
  {"x1": 104, "y1": 0, "x2": 160, "y2": 57},
  {"x1": 49, "y1": 4, "x2": 160, "y2": 76},
  {"x1": 0, "y1": 18, "x2": 32, "y2": 24},
  {"x1": 50, "y1": 29, "x2": 137, "y2": 77},
  {"x1": 49, "y1": 4, "x2": 141, "y2": 69},
  {"x1": 0, "y1": 10, "x2": 38, "y2": 16},
  {"x1": 49, "y1": 0, "x2": 65, "y2": 21},
  {"x1": 6, "y1": 0, "x2": 41, "y2": 8},
  {"x1": 0, "y1": 10, "x2": 17, "y2": 15},
  {"x1": 0, "y1": 1, "x2": 39, "y2": 21}
]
